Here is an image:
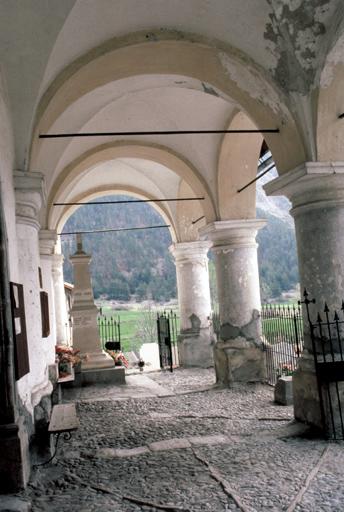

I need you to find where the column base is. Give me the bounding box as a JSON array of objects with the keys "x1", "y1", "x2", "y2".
[
  {"x1": 82, "y1": 350, "x2": 115, "y2": 370},
  {"x1": 0, "y1": 419, "x2": 30, "y2": 493},
  {"x1": 214, "y1": 337, "x2": 266, "y2": 386},
  {"x1": 178, "y1": 328, "x2": 214, "y2": 368},
  {"x1": 292, "y1": 352, "x2": 344, "y2": 436}
]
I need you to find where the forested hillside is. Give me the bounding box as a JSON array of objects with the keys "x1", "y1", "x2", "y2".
[
  {"x1": 61, "y1": 193, "x2": 299, "y2": 302},
  {"x1": 62, "y1": 197, "x2": 176, "y2": 302}
]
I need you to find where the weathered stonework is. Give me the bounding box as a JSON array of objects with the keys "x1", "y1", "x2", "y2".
[
  {"x1": 265, "y1": 162, "x2": 344, "y2": 429},
  {"x1": 170, "y1": 241, "x2": 213, "y2": 368},
  {"x1": 200, "y1": 220, "x2": 266, "y2": 385},
  {"x1": 275, "y1": 375, "x2": 293, "y2": 406}
]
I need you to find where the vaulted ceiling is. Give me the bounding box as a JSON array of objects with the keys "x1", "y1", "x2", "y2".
[{"x1": 1, "y1": 0, "x2": 344, "y2": 237}]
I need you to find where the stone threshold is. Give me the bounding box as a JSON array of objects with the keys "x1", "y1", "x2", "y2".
[{"x1": 83, "y1": 433, "x2": 231, "y2": 460}]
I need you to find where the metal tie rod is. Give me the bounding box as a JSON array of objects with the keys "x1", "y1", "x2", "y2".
[
  {"x1": 58, "y1": 224, "x2": 170, "y2": 236},
  {"x1": 237, "y1": 162, "x2": 276, "y2": 193},
  {"x1": 54, "y1": 197, "x2": 204, "y2": 206},
  {"x1": 40, "y1": 128, "x2": 279, "y2": 138}
]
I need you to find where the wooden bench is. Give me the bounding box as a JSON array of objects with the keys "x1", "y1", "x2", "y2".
[{"x1": 35, "y1": 403, "x2": 79, "y2": 467}]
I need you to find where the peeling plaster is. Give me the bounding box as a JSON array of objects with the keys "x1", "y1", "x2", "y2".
[
  {"x1": 218, "y1": 51, "x2": 286, "y2": 115},
  {"x1": 264, "y1": 0, "x2": 335, "y2": 94},
  {"x1": 320, "y1": 30, "x2": 344, "y2": 87},
  {"x1": 201, "y1": 82, "x2": 219, "y2": 97},
  {"x1": 220, "y1": 309, "x2": 261, "y2": 344}
]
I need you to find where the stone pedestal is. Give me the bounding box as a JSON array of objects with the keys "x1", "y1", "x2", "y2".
[
  {"x1": 265, "y1": 162, "x2": 344, "y2": 429},
  {"x1": 170, "y1": 241, "x2": 213, "y2": 367},
  {"x1": 275, "y1": 376, "x2": 293, "y2": 406},
  {"x1": 70, "y1": 235, "x2": 113, "y2": 370},
  {"x1": 200, "y1": 220, "x2": 266, "y2": 385}
]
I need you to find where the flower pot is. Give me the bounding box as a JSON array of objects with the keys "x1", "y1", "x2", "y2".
[{"x1": 58, "y1": 362, "x2": 72, "y2": 377}]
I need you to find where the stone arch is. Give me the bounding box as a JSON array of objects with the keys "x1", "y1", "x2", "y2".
[
  {"x1": 52, "y1": 185, "x2": 178, "y2": 243},
  {"x1": 46, "y1": 141, "x2": 216, "y2": 229},
  {"x1": 317, "y1": 24, "x2": 344, "y2": 161},
  {"x1": 31, "y1": 33, "x2": 305, "y2": 174},
  {"x1": 217, "y1": 111, "x2": 263, "y2": 220},
  {"x1": 176, "y1": 180, "x2": 205, "y2": 242}
]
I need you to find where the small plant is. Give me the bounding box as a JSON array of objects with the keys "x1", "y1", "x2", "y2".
[
  {"x1": 55, "y1": 345, "x2": 83, "y2": 367},
  {"x1": 280, "y1": 363, "x2": 294, "y2": 376},
  {"x1": 106, "y1": 350, "x2": 129, "y2": 368}
]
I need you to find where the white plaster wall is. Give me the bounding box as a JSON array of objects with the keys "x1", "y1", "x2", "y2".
[
  {"x1": 16, "y1": 224, "x2": 52, "y2": 415},
  {"x1": 0, "y1": 76, "x2": 19, "y2": 282},
  {"x1": 0, "y1": 75, "x2": 54, "y2": 416}
]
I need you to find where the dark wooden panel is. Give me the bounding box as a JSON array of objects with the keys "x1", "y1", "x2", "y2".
[
  {"x1": 10, "y1": 283, "x2": 29, "y2": 380},
  {"x1": 40, "y1": 291, "x2": 50, "y2": 338}
]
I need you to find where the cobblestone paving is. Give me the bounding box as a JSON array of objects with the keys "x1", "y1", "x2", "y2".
[{"x1": 20, "y1": 369, "x2": 344, "y2": 511}]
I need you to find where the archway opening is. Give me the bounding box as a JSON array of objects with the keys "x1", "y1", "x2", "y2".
[{"x1": 59, "y1": 192, "x2": 178, "y2": 367}]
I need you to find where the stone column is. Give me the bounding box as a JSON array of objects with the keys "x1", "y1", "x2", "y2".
[
  {"x1": 170, "y1": 241, "x2": 213, "y2": 367},
  {"x1": 69, "y1": 235, "x2": 113, "y2": 369},
  {"x1": 264, "y1": 162, "x2": 344, "y2": 428},
  {"x1": 200, "y1": 220, "x2": 266, "y2": 385},
  {"x1": 51, "y1": 253, "x2": 69, "y2": 346}
]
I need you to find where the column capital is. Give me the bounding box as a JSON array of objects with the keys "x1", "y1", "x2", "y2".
[
  {"x1": 169, "y1": 241, "x2": 212, "y2": 263},
  {"x1": 199, "y1": 219, "x2": 266, "y2": 250},
  {"x1": 39, "y1": 229, "x2": 58, "y2": 256},
  {"x1": 14, "y1": 171, "x2": 46, "y2": 229},
  {"x1": 264, "y1": 161, "x2": 344, "y2": 216}
]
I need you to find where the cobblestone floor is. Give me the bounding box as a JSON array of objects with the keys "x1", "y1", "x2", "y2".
[{"x1": 17, "y1": 369, "x2": 344, "y2": 511}]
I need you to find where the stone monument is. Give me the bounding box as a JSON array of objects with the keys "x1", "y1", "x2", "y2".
[{"x1": 69, "y1": 234, "x2": 114, "y2": 370}]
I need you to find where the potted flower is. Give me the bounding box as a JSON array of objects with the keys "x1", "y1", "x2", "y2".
[
  {"x1": 105, "y1": 349, "x2": 129, "y2": 368},
  {"x1": 55, "y1": 345, "x2": 82, "y2": 378}
]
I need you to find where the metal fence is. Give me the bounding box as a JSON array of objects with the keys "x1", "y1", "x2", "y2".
[
  {"x1": 97, "y1": 314, "x2": 121, "y2": 350},
  {"x1": 302, "y1": 292, "x2": 344, "y2": 440},
  {"x1": 261, "y1": 303, "x2": 304, "y2": 385},
  {"x1": 157, "y1": 310, "x2": 180, "y2": 371}
]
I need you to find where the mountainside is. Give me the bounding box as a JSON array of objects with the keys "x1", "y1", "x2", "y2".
[
  {"x1": 62, "y1": 198, "x2": 176, "y2": 302},
  {"x1": 62, "y1": 182, "x2": 299, "y2": 302},
  {"x1": 256, "y1": 167, "x2": 299, "y2": 300}
]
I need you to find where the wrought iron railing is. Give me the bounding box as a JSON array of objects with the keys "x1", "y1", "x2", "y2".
[
  {"x1": 97, "y1": 314, "x2": 121, "y2": 350},
  {"x1": 261, "y1": 303, "x2": 304, "y2": 385},
  {"x1": 157, "y1": 309, "x2": 180, "y2": 371},
  {"x1": 302, "y1": 290, "x2": 344, "y2": 440}
]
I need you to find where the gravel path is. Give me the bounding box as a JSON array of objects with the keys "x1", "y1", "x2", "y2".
[{"x1": 19, "y1": 369, "x2": 344, "y2": 511}]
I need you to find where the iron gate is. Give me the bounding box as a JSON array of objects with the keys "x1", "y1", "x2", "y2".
[
  {"x1": 157, "y1": 310, "x2": 179, "y2": 372},
  {"x1": 261, "y1": 303, "x2": 304, "y2": 385},
  {"x1": 302, "y1": 291, "x2": 344, "y2": 440}
]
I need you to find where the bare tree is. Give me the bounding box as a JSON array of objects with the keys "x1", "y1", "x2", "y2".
[{"x1": 135, "y1": 302, "x2": 158, "y2": 345}]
